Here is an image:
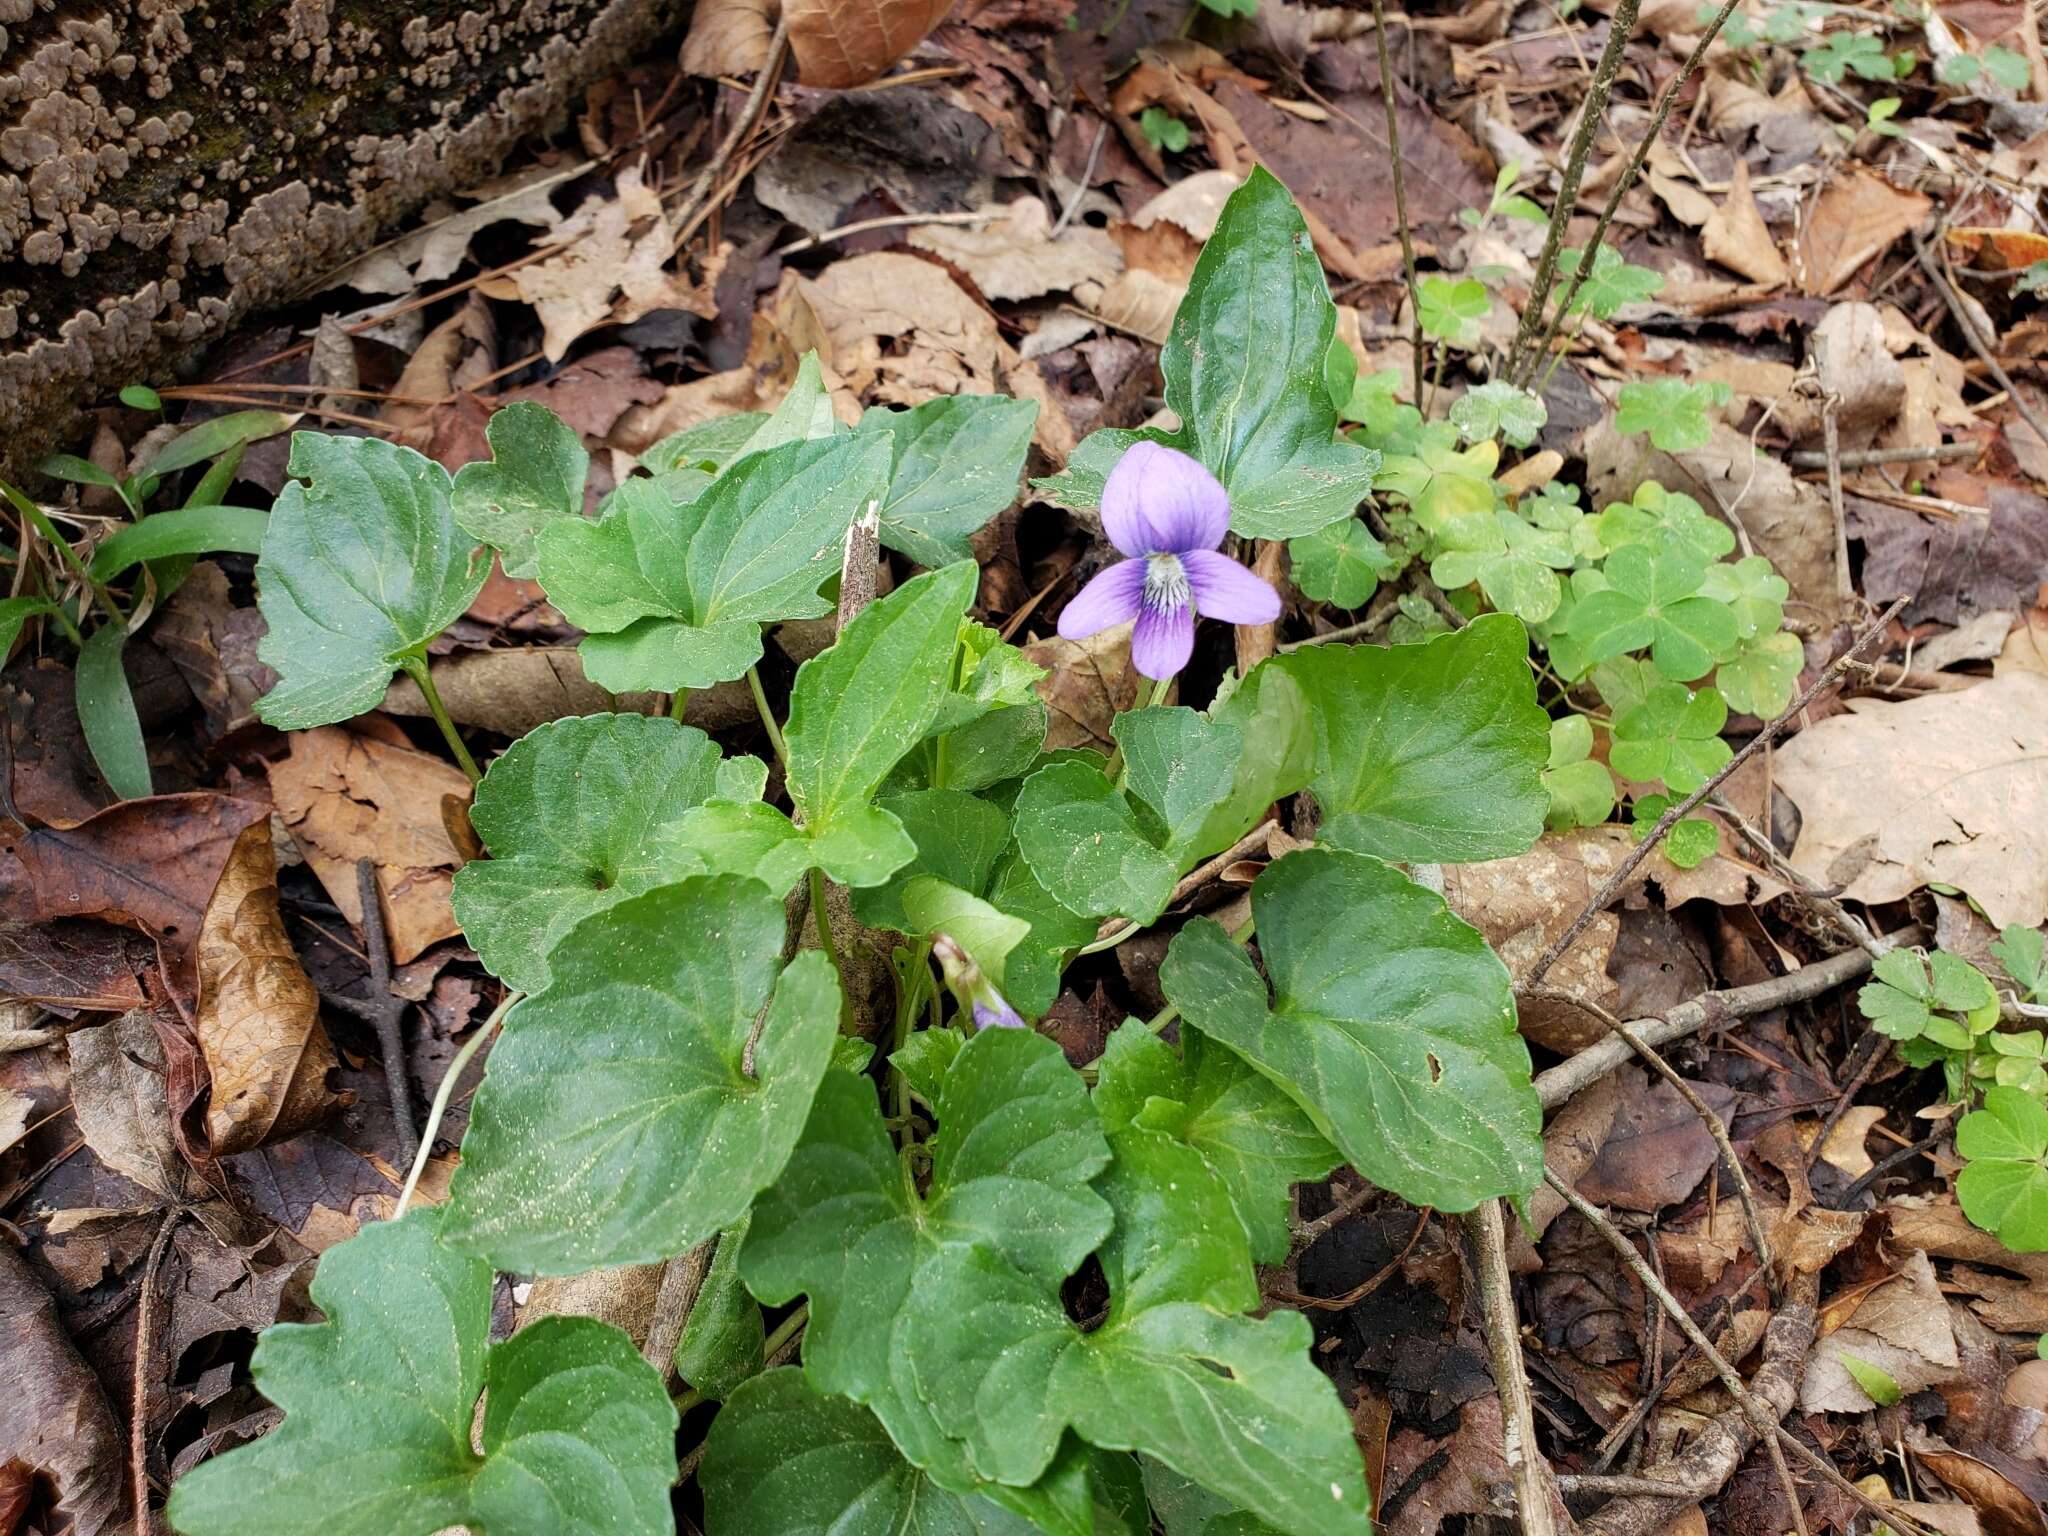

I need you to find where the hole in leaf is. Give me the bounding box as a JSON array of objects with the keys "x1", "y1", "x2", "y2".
[{"x1": 1426, "y1": 1052, "x2": 1444, "y2": 1084}]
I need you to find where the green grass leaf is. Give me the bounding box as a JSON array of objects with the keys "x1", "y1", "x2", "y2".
[
  {"x1": 86, "y1": 506, "x2": 269, "y2": 582},
  {"x1": 75, "y1": 625, "x2": 152, "y2": 800},
  {"x1": 451, "y1": 400, "x2": 589, "y2": 579},
  {"x1": 1956, "y1": 1087, "x2": 2048, "y2": 1252},
  {"x1": 164, "y1": 1208, "x2": 676, "y2": 1536},
  {"x1": 253, "y1": 433, "x2": 489, "y2": 729},
  {"x1": 449, "y1": 714, "x2": 739, "y2": 992},
  {"x1": 538, "y1": 433, "x2": 891, "y2": 692},
  {"x1": 0, "y1": 597, "x2": 56, "y2": 659},
  {"x1": 134, "y1": 409, "x2": 293, "y2": 484},
  {"x1": 441, "y1": 877, "x2": 840, "y2": 1273},
  {"x1": 1161, "y1": 846, "x2": 1541, "y2": 1212},
  {"x1": 1275, "y1": 614, "x2": 1549, "y2": 863}
]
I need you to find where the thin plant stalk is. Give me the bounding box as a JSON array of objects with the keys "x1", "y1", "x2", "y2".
[
  {"x1": 1368, "y1": 0, "x2": 1426, "y2": 407},
  {"x1": 1514, "y1": 0, "x2": 1743, "y2": 388},
  {"x1": 1503, "y1": 0, "x2": 1645, "y2": 383},
  {"x1": 395, "y1": 991, "x2": 519, "y2": 1217},
  {"x1": 746, "y1": 664, "x2": 789, "y2": 770},
  {"x1": 401, "y1": 656, "x2": 482, "y2": 784},
  {"x1": 808, "y1": 866, "x2": 849, "y2": 1008}
]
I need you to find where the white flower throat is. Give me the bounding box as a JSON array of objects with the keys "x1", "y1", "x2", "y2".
[{"x1": 1143, "y1": 552, "x2": 1191, "y2": 613}]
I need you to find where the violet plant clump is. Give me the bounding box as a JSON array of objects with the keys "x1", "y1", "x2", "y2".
[{"x1": 166, "y1": 167, "x2": 1555, "y2": 1536}]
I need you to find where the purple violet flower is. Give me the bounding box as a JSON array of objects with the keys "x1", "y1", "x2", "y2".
[
  {"x1": 933, "y1": 934, "x2": 1026, "y2": 1032},
  {"x1": 1057, "y1": 441, "x2": 1282, "y2": 680}
]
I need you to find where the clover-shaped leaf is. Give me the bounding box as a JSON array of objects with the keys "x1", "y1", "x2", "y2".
[
  {"x1": 1804, "y1": 29, "x2": 1895, "y2": 82},
  {"x1": 441, "y1": 877, "x2": 839, "y2": 1274},
  {"x1": 1542, "y1": 714, "x2": 1615, "y2": 830},
  {"x1": 537, "y1": 433, "x2": 891, "y2": 692},
  {"x1": 1338, "y1": 367, "x2": 1423, "y2": 451},
  {"x1": 1037, "y1": 168, "x2": 1379, "y2": 539},
  {"x1": 1993, "y1": 924, "x2": 2048, "y2": 1004},
  {"x1": 1094, "y1": 1022, "x2": 1339, "y2": 1263},
  {"x1": 1450, "y1": 381, "x2": 1547, "y2": 448},
  {"x1": 1276, "y1": 616, "x2": 1549, "y2": 863},
  {"x1": 1288, "y1": 518, "x2": 1389, "y2": 608},
  {"x1": 450, "y1": 714, "x2": 746, "y2": 993},
  {"x1": 1609, "y1": 683, "x2": 1731, "y2": 793},
  {"x1": 165, "y1": 1208, "x2": 676, "y2": 1536},
  {"x1": 1701, "y1": 553, "x2": 1789, "y2": 638},
  {"x1": 1615, "y1": 379, "x2": 1732, "y2": 453},
  {"x1": 254, "y1": 433, "x2": 490, "y2": 730},
  {"x1": 1417, "y1": 277, "x2": 1491, "y2": 347},
  {"x1": 1629, "y1": 794, "x2": 1719, "y2": 867},
  {"x1": 1162, "y1": 846, "x2": 1541, "y2": 1211},
  {"x1": 1857, "y1": 948, "x2": 1999, "y2": 1049},
  {"x1": 1430, "y1": 508, "x2": 1574, "y2": 624},
  {"x1": 1375, "y1": 435, "x2": 1500, "y2": 534},
  {"x1": 1716, "y1": 629, "x2": 1803, "y2": 717},
  {"x1": 450, "y1": 401, "x2": 588, "y2": 579},
  {"x1": 1594, "y1": 481, "x2": 1738, "y2": 563},
  {"x1": 1565, "y1": 540, "x2": 1739, "y2": 681},
  {"x1": 1559, "y1": 245, "x2": 1666, "y2": 319},
  {"x1": 742, "y1": 1031, "x2": 1114, "y2": 1491},
  {"x1": 1955, "y1": 1087, "x2": 2048, "y2": 1253}
]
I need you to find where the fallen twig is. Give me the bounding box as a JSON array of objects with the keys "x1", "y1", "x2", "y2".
[
  {"x1": 1705, "y1": 793, "x2": 1885, "y2": 958},
  {"x1": 322, "y1": 860, "x2": 419, "y2": 1165},
  {"x1": 1913, "y1": 229, "x2": 2048, "y2": 460},
  {"x1": 1785, "y1": 442, "x2": 1979, "y2": 469},
  {"x1": 1367, "y1": 0, "x2": 1425, "y2": 406},
  {"x1": 668, "y1": 15, "x2": 791, "y2": 257},
  {"x1": 1465, "y1": 1200, "x2": 1562, "y2": 1536},
  {"x1": 132, "y1": 1205, "x2": 183, "y2": 1535},
  {"x1": 1524, "y1": 599, "x2": 1906, "y2": 988}
]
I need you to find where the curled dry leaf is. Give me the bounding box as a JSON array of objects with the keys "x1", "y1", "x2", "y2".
[
  {"x1": 1804, "y1": 1249, "x2": 1962, "y2": 1413},
  {"x1": 785, "y1": 0, "x2": 953, "y2": 89},
  {"x1": 68, "y1": 1006, "x2": 193, "y2": 1203},
  {"x1": 197, "y1": 818, "x2": 343, "y2": 1156},
  {"x1": 786, "y1": 252, "x2": 1015, "y2": 402},
  {"x1": 266, "y1": 727, "x2": 471, "y2": 965},
  {"x1": 1701, "y1": 162, "x2": 1791, "y2": 288},
  {"x1": 681, "y1": 0, "x2": 774, "y2": 75},
  {"x1": 1817, "y1": 1104, "x2": 1890, "y2": 1178},
  {"x1": 505, "y1": 164, "x2": 676, "y2": 360},
  {"x1": 1021, "y1": 620, "x2": 1150, "y2": 753},
  {"x1": 909, "y1": 198, "x2": 1122, "y2": 302},
  {"x1": 0, "y1": 1243, "x2": 123, "y2": 1536},
  {"x1": 1797, "y1": 169, "x2": 1933, "y2": 297}
]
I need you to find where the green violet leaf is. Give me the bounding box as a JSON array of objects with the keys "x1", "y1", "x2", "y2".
[
  {"x1": 858, "y1": 395, "x2": 1039, "y2": 567},
  {"x1": 254, "y1": 433, "x2": 489, "y2": 730},
  {"x1": 165, "y1": 1208, "x2": 676, "y2": 1536},
  {"x1": 1161, "y1": 846, "x2": 1542, "y2": 1211},
  {"x1": 450, "y1": 400, "x2": 588, "y2": 580},
  {"x1": 441, "y1": 877, "x2": 840, "y2": 1274}
]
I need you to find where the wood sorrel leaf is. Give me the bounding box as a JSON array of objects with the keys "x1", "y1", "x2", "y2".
[
  {"x1": 1093, "y1": 1022, "x2": 1339, "y2": 1264},
  {"x1": 741, "y1": 1030, "x2": 1112, "y2": 1488},
  {"x1": 1036, "y1": 168, "x2": 1378, "y2": 540},
  {"x1": 253, "y1": 433, "x2": 489, "y2": 730},
  {"x1": 1012, "y1": 758, "x2": 1178, "y2": 924},
  {"x1": 1956, "y1": 1086, "x2": 2048, "y2": 1253},
  {"x1": 1160, "y1": 846, "x2": 1542, "y2": 1212},
  {"x1": 1564, "y1": 540, "x2": 1738, "y2": 682},
  {"x1": 450, "y1": 400, "x2": 588, "y2": 579},
  {"x1": 897, "y1": 1127, "x2": 1371, "y2": 1536},
  {"x1": 164, "y1": 1208, "x2": 676, "y2": 1536},
  {"x1": 700, "y1": 1369, "x2": 1120, "y2": 1536},
  {"x1": 1274, "y1": 614, "x2": 1548, "y2": 864},
  {"x1": 780, "y1": 560, "x2": 981, "y2": 886},
  {"x1": 441, "y1": 877, "x2": 840, "y2": 1274},
  {"x1": 1608, "y1": 682, "x2": 1731, "y2": 794},
  {"x1": 449, "y1": 714, "x2": 736, "y2": 993},
  {"x1": 536, "y1": 433, "x2": 891, "y2": 692},
  {"x1": 858, "y1": 395, "x2": 1039, "y2": 567},
  {"x1": 1287, "y1": 518, "x2": 1388, "y2": 609}
]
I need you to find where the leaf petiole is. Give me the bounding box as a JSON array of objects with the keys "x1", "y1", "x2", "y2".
[
  {"x1": 808, "y1": 866, "x2": 849, "y2": 1022},
  {"x1": 396, "y1": 989, "x2": 517, "y2": 1217},
  {"x1": 746, "y1": 663, "x2": 789, "y2": 770},
  {"x1": 400, "y1": 654, "x2": 482, "y2": 785}
]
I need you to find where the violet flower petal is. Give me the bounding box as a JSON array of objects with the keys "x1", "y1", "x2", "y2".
[
  {"x1": 1130, "y1": 597, "x2": 1195, "y2": 679},
  {"x1": 972, "y1": 996, "x2": 1027, "y2": 1030},
  {"x1": 1100, "y1": 441, "x2": 1168, "y2": 557},
  {"x1": 1057, "y1": 558, "x2": 1146, "y2": 640},
  {"x1": 1183, "y1": 548, "x2": 1282, "y2": 624},
  {"x1": 1132, "y1": 444, "x2": 1231, "y2": 554}
]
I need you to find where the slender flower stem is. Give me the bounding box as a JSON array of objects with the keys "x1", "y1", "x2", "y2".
[
  {"x1": 396, "y1": 991, "x2": 518, "y2": 1217},
  {"x1": 761, "y1": 1302, "x2": 808, "y2": 1363},
  {"x1": 891, "y1": 940, "x2": 933, "y2": 1142},
  {"x1": 1140, "y1": 913, "x2": 1255, "y2": 1039},
  {"x1": 402, "y1": 655, "x2": 482, "y2": 785},
  {"x1": 808, "y1": 866, "x2": 849, "y2": 1012},
  {"x1": 746, "y1": 664, "x2": 788, "y2": 771},
  {"x1": 670, "y1": 689, "x2": 688, "y2": 722},
  {"x1": 1367, "y1": 0, "x2": 1425, "y2": 408}
]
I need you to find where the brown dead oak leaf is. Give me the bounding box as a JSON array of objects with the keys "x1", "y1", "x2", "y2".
[
  {"x1": 0, "y1": 1242, "x2": 124, "y2": 1536},
  {"x1": 1775, "y1": 672, "x2": 2048, "y2": 930},
  {"x1": 1022, "y1": 621, "x2": 1150, "y2": 753},
  {"x1": 197, "y1": 818, "x2": 343, "y2": 1156},
  {"x1": 909, "y1": 198, "x2": 1122, "y2": 303},
  {"x1": 784, "y1": 251, "x2": 1015, "y2": 403},
  {"x1": 267, "y1": 726, "x2": 471, "y2": 965},
  {"x1": 1797, "y1": 168, "x2": 1933, "y2": 296}
]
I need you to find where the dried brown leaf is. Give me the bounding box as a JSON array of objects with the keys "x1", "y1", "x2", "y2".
[
  {"x1": 0, "y1": 1243, "x2": 123, "y2": 1536},
  {"x1": 1798, "y1": 169, "x2": 1933, "y2": 297},
  {"x1": 1021, "y1": 621, "x2": 1148, "y2": 753},
  {"x1": 1804, "y1": 1249, "x2": 1962, "y2": 1411},
  {"x1": 786, "y1": 0, "x2": 955, "y2": 89},
  {"x1": 68, "y1": 1007, "x2": 192, "y2": 1203},
  {"x1": 909, "y1": 198, "x2": 1121, "y2": 302},
  {"x1": 1702, "y1": 162, "x2": 1791, "y2": 287},
  {"x1": 682, "y1": 0, "x2": 774, "y2": 74}
]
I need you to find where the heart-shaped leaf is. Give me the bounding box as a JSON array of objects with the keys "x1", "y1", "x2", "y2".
[
  {"x1": 164, "y1": 1208, "x2": 676, "y2": 1536},
  {"x1": 1564, "y1": 540, "x2": 1739, "y2": 682},
  {"x1": 254, "y1": 433, "x2": 489, "y2": 730},
  {"x1": 1608, "y1": 683, "x2": 1731, "y2": 793},
  {"x1": 536, "y1": 433, "x2": 891, "y2": 692},
  {"x1": 1542, "y1": 715, "x2": 1615, "y2": 830},
  {"x1": 441, "y1": 877, "x2": 840, "y2": 1273},
  {"x1": 451, "y1": 401, "x2": 589, "y2": 579},
  {"x1": 1013, "y1": 759, "x2": 1179, "y2": 925},
  {"x1": 1274, "y1": 615, "x2": 1548, "y2": 863},
  {"x1": 450, "y1": 714, "x2": 743, "y2": 992},
  {"x1": 1036, "y1": 168, "x2": 1378, "y2": 539},
  {"x1": 1161, "y1": 846, "x2": 1542, "y2": 1211},
  {"x1": 1287, "y1": 519, "x2": 1388, "y2": 608},
  {"x1": 1615, "y1": 379, "x2": 1732, "y2": 453}
]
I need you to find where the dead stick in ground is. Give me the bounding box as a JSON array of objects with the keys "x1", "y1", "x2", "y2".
[
  {"x1": 1786, "y1": 442, "x2": 1978, "y2": 469},
  {"x1": 132, "y1": 1205, "x2": 182, "y2": 1535},
  {"x1": 1465, "y1": 1200, "x2": 1561, "y2": 1536},
  {"x1": 1821, "y1": 394, "x2": 1855, "y2": 613},
  {"x1": 1913, "y1": 230, "x2": 2048, "y2": 458},
  {"x1": 1534, "y1": 929, "x2": 1919, "y2": 1109},
  {"x1": 669, "y1": 17, "x2": 790, "y2": 256},
  {"x1": 1522, "y1": 988, "x2": 1777, "y2": 1300},
  {"x1": 1366, "y1": 0, "x2": 1424, "y2": 406},
  {"x1": 323, "y1": 860, "x2": 419, "y2": 1165},
  {"x1": 1525, "y1": 599, "x2": 1905, "y2": 988},
  {"x1": 1549, "y1": 1175, "x2": 1941, "y2": 1536},
  {"x1": 1706, "y1": 792, "x2": 1884, "y2": 958},
  {"x1": 1579, "y1": 1270, "x2": 1817, "y2": 1536}
]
